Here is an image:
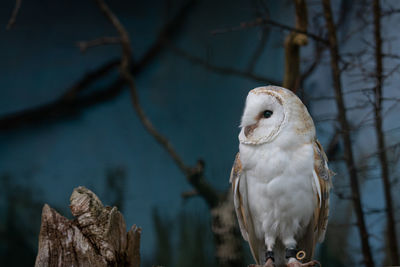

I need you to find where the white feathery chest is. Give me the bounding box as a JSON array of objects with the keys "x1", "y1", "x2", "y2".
[{"x1": 239, "y1": 140, "x2": 316, "y2": 244}]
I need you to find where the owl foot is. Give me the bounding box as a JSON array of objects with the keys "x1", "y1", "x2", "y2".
[
  {"x1": 247, "y1": 258, "x2": 275, "y2": 267},
  {"x1": 286, "y1": 259, "x2": 320, "y2": 267},
  {"x1": 264, "y1": 258, "x2": 275, "y2": 267}
]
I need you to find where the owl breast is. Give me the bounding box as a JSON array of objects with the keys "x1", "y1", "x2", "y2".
[{"x1": 239, "y1": 140, "x2": 316, "y2": 242}]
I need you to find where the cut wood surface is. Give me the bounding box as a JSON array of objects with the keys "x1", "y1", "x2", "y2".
[{"x1": 35, "y1": 186, "x2": 141, "y2": 267}]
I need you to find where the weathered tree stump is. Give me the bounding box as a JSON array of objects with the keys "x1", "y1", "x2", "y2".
[{"x1": 35, "y1": 186, "x2": 141, "y2": 267}]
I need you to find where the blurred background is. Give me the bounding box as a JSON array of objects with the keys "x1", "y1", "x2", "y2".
[{"x1": 1, "y1": 0, "x2": 400, "y2": 266}]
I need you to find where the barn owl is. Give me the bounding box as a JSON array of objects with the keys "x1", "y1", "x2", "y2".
[{"x1": 230, "y1": 86, "x2": 332, "y2": 267}]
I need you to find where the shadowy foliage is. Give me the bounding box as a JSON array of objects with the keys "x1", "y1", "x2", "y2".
[
  {"x1": 0, "y1": 174, "x2": 44, "y2": 266},
  {"x1": 148, "y1": 209, "x2": 216, "y2": 267},
  {"x1": 103, "y1": 166, "x2": 127, "y2": 211}
]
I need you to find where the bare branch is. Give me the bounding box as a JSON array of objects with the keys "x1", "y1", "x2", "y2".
[
  {"x1": 299, "y1": 41, "x2": 324, "y2": 85},
  {"x1": 381, "y1": 8, "x2": 400, "y2": 17},
  {"x1": 181, "y1": 189, "x2": 199, "y2": 200},
  {"x1": 211, "y1": 17, "x2": 328, "y2": 44},
  {"x1": 6, "y1": 0, "x2": 22, "y2": 30},
  {"x1": 94, "y1": 0, "x2": 184, "y2": 170},
  {"x1": 246, "y1": 29, "x2": 269, "y2": 72},
  {"x1": 0, "y1": 0, "x2": 196, "y2": 131},
  {"x1": 382, "y1": 53, "x2": 400, "y2": 60},
  {"x1": 0, "y1": 60, "x2": 121, "y2": 131},
  {"x1": 325, "y1": 128, "x2": 340, "y2": 160},
  {"x1": 77, "y1": 36, "x2": 121, "y2": 52},
  {"x1": 93, "y1": 0, "x2": 132, "y2": 68},
  {"x1": 93, "y1": 0, "x2": 219, "y2": 208},
  {"x1": 169, "y1": 44, "x2": 279, "y2": 85}
]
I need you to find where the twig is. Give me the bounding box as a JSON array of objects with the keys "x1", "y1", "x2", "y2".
[
  {"x1": 169, "y1": 44, "x2": 279, "y2": 85},
  {"x1": 382, "y1": 53, "x2": 400, "y2": 59},
  {"x1": 325, "y1": 128, "x2": 340, "y2": 160},
  {"x1": 61, "y1": 59, "x2": 119, "y2": 99},
  {"x1": 211, "y1": 17, "x2": 328, "y2": 45},
  {"x1": 181, "y1": 190, "x2": 199, "y2": 200},
  {"x1": 77, "y1": 36, "x2": 121, "y2": 52},
  {"x1": 246, "y1": 29, "x2": 269, "y2": 72},
  {"x1": 299, "y1": 41, "x2": 324, "y2": 85},
  {"x1": 6, "y1": 0, "x2": 22, "y2": 30},
  {"x1": 381, "y1": 8, "x2": 400, "y2": 17}
]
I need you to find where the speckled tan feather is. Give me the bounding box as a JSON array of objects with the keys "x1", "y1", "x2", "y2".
[
  {"x1": 296, "y1": 139, "x2": 333, "y2": 262},
  {"x1": 312, "y1": 139, "x2": 333, "y2": 243},
  {"x1": 230, "y1": 153, "x2": 261, "y2": 264}
]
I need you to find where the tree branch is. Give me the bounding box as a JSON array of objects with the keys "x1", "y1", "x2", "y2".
[
  {"x1": 93, "y1": 0, "x2": 219, "y2": 208},
  {"x1": 0, "y1": 0, "x2": 196, "y2": 131},
  {"x1": 6, "y1": 0, "x2": 22, "y2": 30},
  {"x1": 211, "y1": 17, "x2": 328, "y2": 45},
  {"x1": 246, "y1": 28, "x2": 269, "y2": 73},
  {"x1": 181, "y1": 189, "x2": 199, "y2": 200},
  {"x1": 169, "y1": 44, "x2": 279, "y2": 85},
  {"x1": 77, "y1": 36, "x2": 121, "y2": 52},
  {"x1": 91, "y1": 4, "x2": 245, "y2": 266},
  {"x1": 0, "y1": 61, "x2": 121, "y2": 131},
  {"x1": 325, "y1": 128, "x2": 340, "y2": 160},
  {"x1": 93, "y1": 6, "x2": 246, "y2": 265},
  {"x1": 299, "y1": 41, "x2": 324, "y2": 86}
]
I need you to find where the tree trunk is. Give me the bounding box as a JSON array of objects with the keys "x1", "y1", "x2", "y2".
[
  {"x1": 35, "y1": 186, "x2": 141, "y2": 267},
  {"x1": 211, "y1": 191, "x2": 245, "y2": 267},
  {"x1": 372, "y1": 0, "x2": 399, "y2": 264},
  {"x1": 321, "y1": 0, "x2": 375, "y2": 266}
]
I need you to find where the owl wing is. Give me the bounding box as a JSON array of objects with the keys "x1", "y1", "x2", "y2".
[
  {"x1": 230, "y1": 153, "x2": 248, "y2": 240},
  {"x1": 230, "y1": 153, "x2": 261, "y2": 264},
  {"x1": 311, "y1": 139, "x2": 333, "y2": 243}
]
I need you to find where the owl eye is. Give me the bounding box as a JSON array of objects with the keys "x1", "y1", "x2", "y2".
[{"x1": 263, "y1": 110, "x2": 273, "y2": 118}]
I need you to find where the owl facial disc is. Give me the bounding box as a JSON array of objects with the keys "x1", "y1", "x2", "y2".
[{"x1": 239, "y1": 86, "x2": 287, "y2": 145}]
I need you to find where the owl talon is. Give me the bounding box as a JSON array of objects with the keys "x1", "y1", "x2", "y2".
[
  {"x1": 264, "y1": 258, "x2": 275, "y2": 267},
  {"x1": 265, "y1": 250, "x2": 275, "y2": 262},
  {"x1": 302, "y1": 260, "x2": 320, "y2": 267},
  {"x1": 247, "y1": 258, "x2": 275, "y2": 267},
  {"x1": 286, "y1": 259, "x2": 320, "y2": 267}
]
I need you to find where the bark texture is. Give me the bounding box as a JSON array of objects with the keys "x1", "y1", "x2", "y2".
[
  {"x1": 283, "y1": 0, "x2": 308, "y2": 92},
  {"x1": 211, "y1": 192, "x2": 244, "y2": 267},
  {"x1": 35, "y1": 186, "x2": 141, "y2": 267}
]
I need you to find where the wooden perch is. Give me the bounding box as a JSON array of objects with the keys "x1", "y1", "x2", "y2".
[
  {"x1": 35, "y1": 186, "x2": 141, "y2": 267},
  {"x1": 283, "y1": 0, "x2": 308, "y2": 92}
]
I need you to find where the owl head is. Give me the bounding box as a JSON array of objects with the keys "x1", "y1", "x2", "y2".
[{"x1": 239, "y1": 86, "x2": 315, "y2": 145}]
